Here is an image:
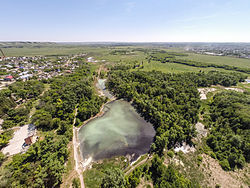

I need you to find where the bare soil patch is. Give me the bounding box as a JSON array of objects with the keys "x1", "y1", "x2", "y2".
[{"x1": 200, "y1": 154, "x2": 249, "y2": 188}]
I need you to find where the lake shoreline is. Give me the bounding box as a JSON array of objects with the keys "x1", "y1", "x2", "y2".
[{"x1": 78, "y1": 99, "x2": 155, "y2": 164}]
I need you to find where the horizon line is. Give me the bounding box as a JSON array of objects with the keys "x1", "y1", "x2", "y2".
[{"x1": 1, "y1": 41, "x2": 250, "y2": 44}]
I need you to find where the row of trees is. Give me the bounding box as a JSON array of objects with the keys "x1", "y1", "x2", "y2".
[
  {"x1": 206, "y1": 91, "x2": 250, "y2": 170},
  {"x1": 150, "y1": 53, "x2": 250, "y2": 74}
]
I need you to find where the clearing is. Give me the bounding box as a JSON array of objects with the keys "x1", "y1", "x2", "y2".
[{"x1": 2, "y1": 124, "x2": 36, "y2": 156}]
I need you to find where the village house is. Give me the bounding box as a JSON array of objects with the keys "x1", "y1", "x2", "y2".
[{"x1": 4, "y1": 75, "x2": 13, "y2": 81}]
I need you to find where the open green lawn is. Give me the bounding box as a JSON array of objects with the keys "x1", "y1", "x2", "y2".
[{"x1": 180, "y1": 53, "x2": 250, "y2": 69}]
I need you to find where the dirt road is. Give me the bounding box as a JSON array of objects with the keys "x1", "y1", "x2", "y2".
[{"x1": 72, "y1": 108, "x2": 85, "y2": 188}]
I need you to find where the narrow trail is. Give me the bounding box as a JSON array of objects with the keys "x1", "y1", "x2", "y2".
[
  {"x1": 125, "y1": 156, "x2": 152, "y2": 176},
  {"x1": 73, "y1": 108, "x2": 85, "y2": 188}
]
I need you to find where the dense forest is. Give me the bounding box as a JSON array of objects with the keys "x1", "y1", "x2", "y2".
[
  {"x1": 0, "y1": 65, "x2": 105, "y2": 187},
  {"x1": 0, "y1": 89, "x2": 16, "y2": 117},
  {"x1": 0, "y1": 80, "x2": 45, "y2": 129},
  {"x1": 150, "y1": 52, "x2": 250, "y2": 74},
  {"x1": 105, "y1": 68, "x2": 247, "y2": 187},
  {"x1": 107, "y1": 70, "x2": 246, "y2": 155},
  {"x1": 206, "y1": 91, "x2": 250, "y2": 170}
]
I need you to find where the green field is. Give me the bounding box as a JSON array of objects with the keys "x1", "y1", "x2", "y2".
[
  {"x1": 180, "y1": 53, "x2": 250, "y2": 69},
  {"x1": 141, "y1": 60, "x2": 242, "y2": 74},
  {"x1": 2, "y1": 44, "x2": 250, "y2": 77},
  {"x1": 3, "y1": 46, "x2": 88, "y2": 56}
]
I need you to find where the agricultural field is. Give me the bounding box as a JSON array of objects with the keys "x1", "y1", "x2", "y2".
[
  {"x1": 141, "y1": 60, "x2": 241, "y2": 74},
  {"x1": 180, "y1": 53, "x2": 250, "y2": 69}
]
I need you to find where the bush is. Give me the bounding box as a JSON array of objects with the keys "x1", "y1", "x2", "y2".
[
  {"x1": 219, "y1": 159, "x2": 231, "y2": 171},
  {"x1": 197, "y1": 155, "x2": 203, "y2": 166},
  {"x1": 167, "y1": 151, "x2": 174, "y2": 158},
  {"x1": 210, "y1": 152, "x2": 217, "y2": 159},
  {"x1": 0, "y1": 152, "x2": 6, "y2": 165},
  {"x1": 72, "y1": 178, "x2": 80, "y2": 188}
]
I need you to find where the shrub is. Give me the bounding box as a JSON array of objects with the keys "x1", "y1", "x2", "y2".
[
  {"x1": 72, "y1": 178, "x2": 80, "y2": 188},
  {"x1": 167, "y1": 151, "x2": 174, "y2": 158},
  {"x1": 219, "y1": 159, "x2": 231, "y2": 171}
]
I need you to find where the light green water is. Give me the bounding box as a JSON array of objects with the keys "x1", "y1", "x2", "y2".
[
  {"x1": 96, "y1": 79, "x2": 113, "y2": 99},
  {"x1": 78, "y1": 100, "x2": 155, "y2": 161}
]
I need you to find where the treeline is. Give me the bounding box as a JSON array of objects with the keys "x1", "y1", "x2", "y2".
[
  {"x1": 107, "y1": 70, "x2": 245, "y2": 155},
  {"x1": 206, "y1": 91, "x2": 250, "y2": 170},
  {"x1": 150, "y1": 53, "x2": 250, "y2": 74},
  {"x1": 110, "y1": 50, "x2": 129, "y2": 55},
  {"x1": 1, "y1": 65, "x2": 105, "y2": 187}
]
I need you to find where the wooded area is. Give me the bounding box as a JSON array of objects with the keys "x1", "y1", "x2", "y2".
[{"x1": 0, "y1": 65, "x2": 105, "y2": 187}]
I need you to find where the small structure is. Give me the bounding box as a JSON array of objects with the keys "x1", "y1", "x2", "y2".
[
  {"x1": 24, "y1": 135, "x2": 33, "y2": 145},
  {"x1": 4, "y1": 75, "x2": 13, "y2": 81}
]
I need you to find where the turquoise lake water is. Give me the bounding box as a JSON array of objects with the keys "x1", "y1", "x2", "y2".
[{"x1": 78, "y1": 100, "x2": 155, "y2": 161}]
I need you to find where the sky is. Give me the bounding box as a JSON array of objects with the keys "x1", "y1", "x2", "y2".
[{"x1": 1, "y1": 0, "x2": 250, "y2": 42}]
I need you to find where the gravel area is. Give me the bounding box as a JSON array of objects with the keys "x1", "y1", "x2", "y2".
[
  {"x1": 2, "y1": 124, "x2": 36, "y2": 156},
  {"x1": 198, "y1": 88, "x2": 216, "y2": 100}
]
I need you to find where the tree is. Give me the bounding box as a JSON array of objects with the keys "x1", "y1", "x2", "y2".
[
  {"x1": 31, "y1": 110, "x2": 53, "y2": 130},
  {"x1": 101, "y1": 168, "x2": 126, "y2": 188},
  {"x1": 72, "y1": 178, "x2": 80, "y2": 188}
]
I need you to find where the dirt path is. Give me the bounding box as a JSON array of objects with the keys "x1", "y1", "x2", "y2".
[
  {"x1": 125, "y1": 156, "x2": 152, "y2": 176},
  {"x1": 72, "y1": 108, "x2": 85, "y2": 188},
  {"x1": 71, "y1": 64, "x2": 112, "y2": 188}
]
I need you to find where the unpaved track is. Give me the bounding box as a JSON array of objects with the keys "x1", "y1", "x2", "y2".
[
  {"x1": 73, "y1": 108, "x2": 85, "y2": 188},
  {"x1": 125, "y1": 156, "x2": 152, "y2": 176},
  {"x1": 72, "y1": 64, "x2": 110, "y2": 188}
]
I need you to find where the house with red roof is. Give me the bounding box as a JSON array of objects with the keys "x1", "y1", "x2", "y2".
[{"x1": 4, "y1": 75, "x2": 13, "y2": 81}]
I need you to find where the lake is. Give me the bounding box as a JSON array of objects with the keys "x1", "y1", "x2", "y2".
[{"x1": 78, "y1": 100, "x2": 155, "y2": 161}]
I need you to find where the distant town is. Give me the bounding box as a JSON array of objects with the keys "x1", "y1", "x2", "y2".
[
  {"x1": 0, "y1": 54, "x2": 89, "y2": 90},
  {"x1": 186, "y1": 43, "x2": 250, "y2": 58}
]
